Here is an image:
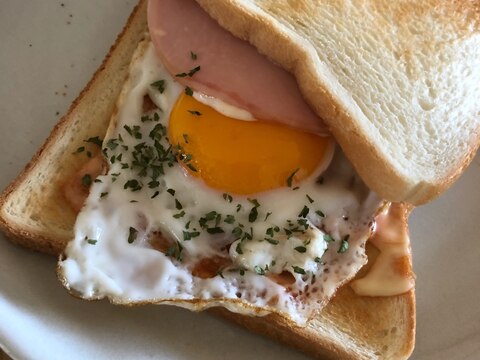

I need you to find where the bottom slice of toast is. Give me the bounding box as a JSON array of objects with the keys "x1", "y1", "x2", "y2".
[{"x1": 0, "y1": 1, "x2": 414, "y2": 359}]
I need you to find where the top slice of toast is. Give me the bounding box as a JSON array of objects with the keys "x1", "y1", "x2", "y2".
[{"x1": 196, "y1": 0, "x2": 480, "y2": 205}]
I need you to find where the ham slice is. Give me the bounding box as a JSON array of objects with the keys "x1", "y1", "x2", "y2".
[{"x1": 148, "y1": 0, "x2": 328, "y2": 134}]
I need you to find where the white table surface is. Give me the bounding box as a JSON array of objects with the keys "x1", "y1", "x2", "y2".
[{"x1": 1, "y1": 1, "x2": 479, "y2": 359}]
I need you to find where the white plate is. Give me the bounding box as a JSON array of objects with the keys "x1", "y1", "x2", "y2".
[{"x1": 0, "y1": 1, "x2": 479, "y2": 359}]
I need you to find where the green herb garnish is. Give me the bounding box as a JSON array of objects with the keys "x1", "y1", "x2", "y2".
[
  {"x1": 298, "y1": 205, "x2": 309, "y2": 218},
  {"x1": 235, "y1": 242, "x2": 243, "y2": 254},
  {"x1": 323, "y1": 234, "x2": 334, "y2": 243},
  {"x1": 124, "y1": 179, "x2": 142, "y2": 192},
  {"x1": 338, "y1": 234, "x2": 350, "y2": 253},
  {"x1": 294, "y1": 246, "x2": 307, "y2": 253},
  {"x1": 173, "y1": 211, "x2": 186, "y2": 219},
  {"x1": 124, "y1": 125, "x2": 142, "y2": 139},
  {"x1": 166, "y1": 241, "x2": 183, "y2": 261},
  {"x1": 150, "y1": 79, "x2": 166, "y2": 93},
  {"x1": 175, "y1": 199, "x2": 183, "y2": 210},
  {"x1": 232, "y1": 226, "x2": 243, "y2": 239},
  {"x1": 248, "y1": 207, "x2": 258, "y2": 222},
  {"x1": 176, "y1": 65, "x2": 201, "y2": 78},
  {"x1": 248, "y1": 198, "x2": 260, "y2": 207},
  {"x1": 188, "y1": 110, "x2": 202, "y2": 116},
  {"x1": 73, "y1": 146, "x2": 85, "y2": 154},
  {"x1": 224, "y1": 215, "x2": 235, "y2": 224},
  {"x1": 207, "y1": 227, "x2": 224, "y2": 234},
  {"x1": 265, "y1": 238, "x2": 279, "y2": 245},
  {"x1": 292, "y1": 266, "x2": 306, "y2": 275},
  {"x1": 85, "y1": 136, "x2": 103, "y2": 147},
  {"x1": 286, "y1": 168, "x2": 300, "y2": 187},
  {"x1": 184, "y1": 86, "x2": 193, "y2": 96},
  {"x1": 85, "y1": 238, "x2": 97, "y2": 245},
  {"x1": 128, "y1": 227, "x2": 138, "y2": 244},
  {"x1": 81, "y1": 174, "x2": 92, "y2": 187},
  {"x1": 254, "y1": 265, "x2": 266, "y2": 276},
  {"x1": 187, "y1": 163, "x2": 198, "y2": 172},
  {"x1": 106, "y1": 138, "x2": 119, "y2": 150},
  {"x1": 183, "y1": 230, "x2": 200, "y2": 241}
]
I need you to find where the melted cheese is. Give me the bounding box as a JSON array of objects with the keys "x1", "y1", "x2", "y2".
[
  {"x1": 193, "y1": 92, "x2": 254, "y2": 121},
  {"x1": 351, "y1": 203, "x2": 415, "y2": 296}
]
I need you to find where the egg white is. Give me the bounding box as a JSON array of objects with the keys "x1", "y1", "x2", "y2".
[{"x1": 59, "y1": 40, "x2": 381, "y2": 324}]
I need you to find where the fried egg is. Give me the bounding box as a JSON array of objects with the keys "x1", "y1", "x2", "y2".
[{"x1": 59, "y1": 40, "x2": 381, "y2": 324}]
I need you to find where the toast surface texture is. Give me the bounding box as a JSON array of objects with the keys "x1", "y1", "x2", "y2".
[
  {"x1": 214, "y1": 285, "x2": 414, "y2": 360},
  {"x1": 196, "y1": 0, "x2": 480, "y2": 205},
  {"x1": 0, "y1": 1, "x2": 414, "y2": 359}
]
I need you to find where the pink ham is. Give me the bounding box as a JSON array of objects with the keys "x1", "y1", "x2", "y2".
[{"x1": 148, "y1": 0, "x2": 328, "y2": 135}]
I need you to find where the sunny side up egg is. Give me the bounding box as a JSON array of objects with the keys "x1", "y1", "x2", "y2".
[
  {"x1": 169, "y1": 93, "x2": 332, "y2": 195},
  {"x1": 59, "y1": 41, "x2": 381, "y2": 324}
]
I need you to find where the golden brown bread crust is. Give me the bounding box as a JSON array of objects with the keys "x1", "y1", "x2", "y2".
[
  {"x1": 210, "y1": 204, "x2": 415, "y2": 360},
  {"x1": 212, "y1": 289, "x2": 415, "y2": 360},
  {"x1": 0, "y1": 0, "x2": 148, "y2": 254},
  {"x1": 0, "y1": 1, "x2": 415, "y2": 359},
  {"x1": 194, "y1": 0, "x2": 480, "y2": 206}
]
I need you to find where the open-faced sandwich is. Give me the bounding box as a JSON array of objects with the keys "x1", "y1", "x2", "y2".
[{"x1": 1, "y1": 1, "x2": 479, "y2": 359}]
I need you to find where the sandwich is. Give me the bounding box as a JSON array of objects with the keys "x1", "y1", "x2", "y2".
[{"x1": 1, "y1": 0, "x2": 479, "y2": 359}]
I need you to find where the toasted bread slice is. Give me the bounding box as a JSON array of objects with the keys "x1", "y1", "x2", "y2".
[
  {"x1": 0, "y1": 1, "x2": 414, "y2": 359},
  {"x1": 213, "y1": 239, "x2": 415, "y2": 360},
  {"x1": 196, "y1": 0, "x2": 480, "y2": 205}
]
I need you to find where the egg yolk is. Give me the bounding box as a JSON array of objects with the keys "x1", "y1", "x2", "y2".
[{"x1": 169, "y1": 93, "x2": 332, "y2": 195}]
